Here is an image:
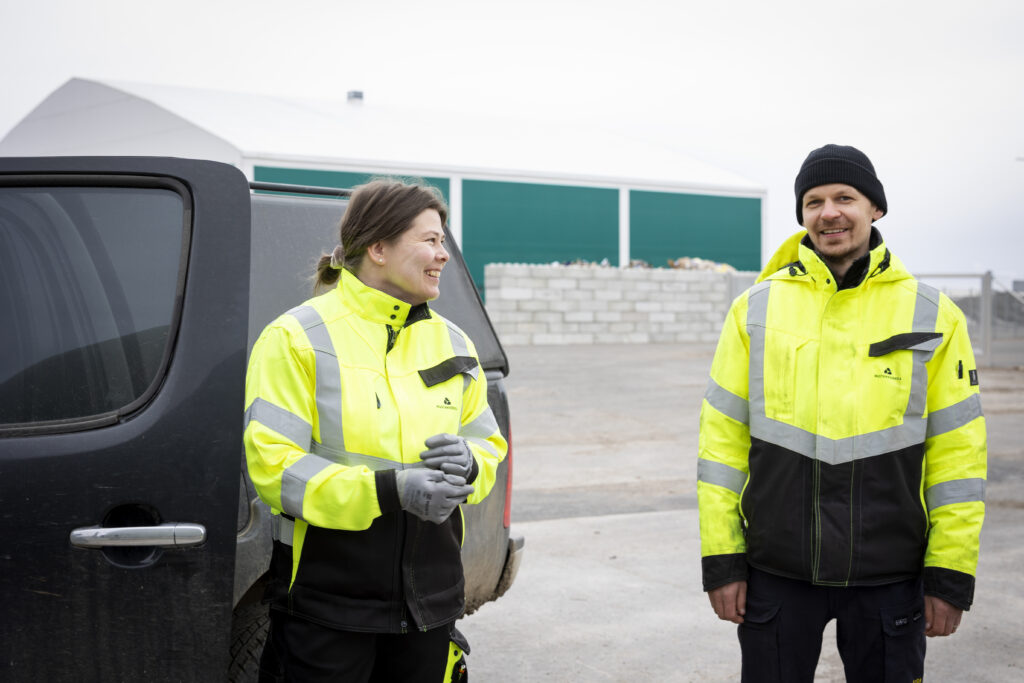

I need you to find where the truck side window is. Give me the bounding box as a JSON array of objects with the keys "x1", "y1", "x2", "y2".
[{"x1": 0, "y1": 185, "x2": 186, "y2": 430}]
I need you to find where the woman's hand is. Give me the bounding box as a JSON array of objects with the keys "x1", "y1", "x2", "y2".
[
  {"x1": 396, "y1": 468, "x2": 474, "y2": 524},
  {"x1": 420, "y1": 433, "x2": 476, "y2": 480}
]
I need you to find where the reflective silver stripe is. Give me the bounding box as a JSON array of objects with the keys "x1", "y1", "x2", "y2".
[
  {"x1": 271, "y1": 515, "x2": 295, "y2": 547},
  {"x1": 745, "y1": 281, "x2": 772, "y2": 427},
  {"x1": 446, "y1": 320, "x2": 469, "y2": 356},
  {"x1": 697, "y1": 459, "x2": 747, "y2": 494},
  {"x1": 906, "y1": 283, "x2": 940, "y2": 419},
  {"x1": 906, "y1": 337, "x2": 942, "y2": 352},
  {"x1": 461, "y1": 407, "x2": 499, "y2": 439},
  {"x1": 925, "y1": 477, "x2": 986, "y2": 510},
  {"x1": 244, "y1": 398, "x2": 313, "y2": 449},
  {"x1": 748, "y1": 416, "x2": 815, "y2": 457},
  {"x1": 749, "y1": 414, "x2": 928, "y2": 465},
  {"x1": 704, "y1": 379, "x2": 749, "y2": 425},
  {"x1": 445, "y1": 321, "x2": 479, "y2": 380},
  {"x1": 465, "y1": 437, "x2": 499, "y2": 458},
  {"x1": 913, "y1": 283, "x2": 941, "y2": 328},
  {"x1": 280, "y1": 453, "x2": 333, "y2": 518},
  {"x1": 309, "y1": 442, "x2": 418, "y2": 471},
  {"x1": 927, "y1": 393, "x2": 983, "y2": 438},
  {"x1": 288, "y1": 305, "x2": 345, "y2": 453},
  {"x1": 460, "y1": 407, "x2": 501, "y2": 457}
]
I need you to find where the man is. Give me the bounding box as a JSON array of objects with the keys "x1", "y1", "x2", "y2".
[{"x1": 697, "y1": 144, "x2": 986, "y2": 682}]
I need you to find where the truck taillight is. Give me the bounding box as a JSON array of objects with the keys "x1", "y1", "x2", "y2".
[{"x1": 503, "y1": 420, "x2": 513, "y2": 529}]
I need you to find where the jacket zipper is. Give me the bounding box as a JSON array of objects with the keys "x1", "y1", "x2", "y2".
[{"x1": 383, "y1": 322, "x2": 409, "y2": 633}]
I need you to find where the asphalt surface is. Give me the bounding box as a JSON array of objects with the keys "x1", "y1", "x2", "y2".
[{"x1": 461, "y1": 343, "x2": 1024, "y2": 682}]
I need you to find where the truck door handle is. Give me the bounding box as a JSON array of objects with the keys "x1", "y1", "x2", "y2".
[{"x1": 69, "y1": 523, "x2": 206, "y2": 549}]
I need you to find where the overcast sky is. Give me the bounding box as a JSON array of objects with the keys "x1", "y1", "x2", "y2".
[{"x1": 2, "y1": 0, "x2": 1023, "y2": 283}]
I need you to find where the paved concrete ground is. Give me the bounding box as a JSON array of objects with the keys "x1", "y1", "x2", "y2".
[{"x1": 462, "y1": 343, "x2": 1024, "y2": 682}]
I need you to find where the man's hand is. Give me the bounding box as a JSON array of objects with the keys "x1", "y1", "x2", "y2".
[
  {"x1": 925, "y1": 595, "x2": 963, "y2": 637},
  {"x1": 707, "y1": 580, "x2": 747, "y2": 624}
]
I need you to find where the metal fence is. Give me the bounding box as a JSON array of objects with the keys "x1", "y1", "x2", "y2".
[{"x1": 915, "y1": 273, "x2": 1024, "y2": 368}]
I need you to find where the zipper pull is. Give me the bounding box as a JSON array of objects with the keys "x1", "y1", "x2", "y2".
[{"x1": 376, "y1": 393, "x2": 381, "y2": 409}]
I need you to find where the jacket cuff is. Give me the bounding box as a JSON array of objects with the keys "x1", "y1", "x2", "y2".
[
  {"x1": 376, "y1": 469, "x2": 401, "y2": 515},
  {"x1": 924, "y1": 566, "x2": 975, "y2": 611},
  {"x1": 702, "y1": 553, "x2": 748, "y2": 592},
  {"x1": 466, "y1": 453, "x2": 480, "y2": 485}
]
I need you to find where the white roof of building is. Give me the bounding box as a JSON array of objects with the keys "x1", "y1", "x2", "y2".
[{"x1": 0, "y1": 77, "x2": 763, "y2": 196}]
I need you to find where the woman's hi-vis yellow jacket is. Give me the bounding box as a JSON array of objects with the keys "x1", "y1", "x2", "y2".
[
  {"x1": 243, "y1": 268, "x2": 507, "y2": 633},
  {"x1": 698, "y1": 230, "x2": 986, "y2": 610}
]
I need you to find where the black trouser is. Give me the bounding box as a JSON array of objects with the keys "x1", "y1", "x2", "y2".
[
  {"x1": 259, "y1": 609, "x2": 463, "y2": 683},
  {"x1": 739, "y1": 568, "x2": 926, "y2": 683}
]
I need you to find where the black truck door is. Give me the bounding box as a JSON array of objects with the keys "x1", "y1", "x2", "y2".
[{"x1": 0, "y1": 157, "x2": 250, "y2": 681}]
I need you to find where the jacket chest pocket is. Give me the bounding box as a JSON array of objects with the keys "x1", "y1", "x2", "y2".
[
  {"x1": 761, "y1": 328, "x2": 812, "y2": 423},
  {"x1": 418, "y1": 355, "x2": 478, "y2": 431},
  {"x1": 866, "y1": 332, "x2": 943, "y2": 421}
]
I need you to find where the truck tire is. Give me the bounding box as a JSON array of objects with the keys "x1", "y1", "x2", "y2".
[{"x1": 228, "y1": 602, "x2": 269, "y2": 683}]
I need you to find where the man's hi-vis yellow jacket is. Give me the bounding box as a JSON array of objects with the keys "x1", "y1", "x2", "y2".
[
  {"x1": 698, "y1": 229, "x2": 986, "y2": 610},
  {"x1": 244, "y1": 269, "x2": 507, "y2": 632}
]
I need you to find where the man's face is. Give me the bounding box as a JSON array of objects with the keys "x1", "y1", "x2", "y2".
[{"x1": 801, "y1": 183, "x2": 883, "y2": 264}]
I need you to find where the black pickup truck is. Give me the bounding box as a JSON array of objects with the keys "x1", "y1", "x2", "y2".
[{"x1": 0, "y1": 156, "x2": 522, "y2": 682}]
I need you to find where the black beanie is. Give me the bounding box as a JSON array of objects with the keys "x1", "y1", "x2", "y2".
[{"x1": 794, "y1": 144, "x2": 887, "y2": 224}]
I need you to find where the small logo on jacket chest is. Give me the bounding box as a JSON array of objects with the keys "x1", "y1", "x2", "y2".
[
  {"x1": 874, "y1": 367, "x2": 903, "y2": 381},
  {"x1": 436, "y1": 396, "x2": 458, "y2": 411}
]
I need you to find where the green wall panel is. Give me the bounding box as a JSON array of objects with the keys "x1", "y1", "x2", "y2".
[
  {"x1": 461, "y1": 180, "x2": 619, "y2": 289},
  {"x1": 254, "y1": 166, "x2": 450, "y2": 202},
  {"x1": 630, "y1": 191, "x2": 761, "y2": 271},
  {"x1": 253, "y1": 167, "x2": 760, "y2": 290}
]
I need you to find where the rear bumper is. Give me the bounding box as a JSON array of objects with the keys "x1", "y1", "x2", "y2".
[{"x1": 493, "y1": 531, "x2": 525, "y2": 600}]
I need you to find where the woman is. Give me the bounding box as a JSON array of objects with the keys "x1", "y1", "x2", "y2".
[{"x1": 243, "y1": 179, "x2": 508, "y2": 682}]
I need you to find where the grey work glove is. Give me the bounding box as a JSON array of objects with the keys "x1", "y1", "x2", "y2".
[
  {"x1": 420, "y1": 433, "x2": 476, "y2": 480},
  {"x1": 395, "y1": 468, "x2": 474, "y2": 525}
]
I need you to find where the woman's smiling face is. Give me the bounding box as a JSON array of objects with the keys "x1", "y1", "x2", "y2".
[{"x1": 371, "y1": 208, "x2": 449, "y2": 305}]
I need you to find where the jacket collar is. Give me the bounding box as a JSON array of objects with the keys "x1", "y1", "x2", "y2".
[
  {"x1": 761, "y1": 227, "x2": 909, "y2": 290},
  {"x1": 335, "y1": 268, "x2": 431, "y2": 327},
  {"x1": 799, "y1": 227, "x2": 885, "y2": 289}
]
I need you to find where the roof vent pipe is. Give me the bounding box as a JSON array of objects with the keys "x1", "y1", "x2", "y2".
[{"x1": 347, "y1": 90, "x2": 364, "y2": 103}]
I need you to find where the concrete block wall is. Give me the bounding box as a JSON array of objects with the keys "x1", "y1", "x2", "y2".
[{"x1": 484, "y1": 264, "x2": 757, "y2": 345}]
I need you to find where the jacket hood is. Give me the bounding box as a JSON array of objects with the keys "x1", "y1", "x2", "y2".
[
  {"x1": 756, "y1": 230, "x2": 806, "y2": 283},
  {"x1": 757, "y1": 228, "x2": 912, "y2": 287}
]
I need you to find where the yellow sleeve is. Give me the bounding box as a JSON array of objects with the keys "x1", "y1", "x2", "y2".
[
  {"x1": 921, "y1": 298, "x2": 987, "y2": 608},
  {"x1": 457, "y1": 336, "x2": 508, "y2": 505},
  {"x1": 243, "y1": 320, "x2": 384, "y2": 531},
  {"x1": 697, "y1": 293, "x2": 752, "y2": 587}
]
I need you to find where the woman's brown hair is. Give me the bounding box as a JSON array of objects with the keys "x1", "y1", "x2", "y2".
[{"x1": 314, "y1": 179, "x2": 448, "y2": 292}]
